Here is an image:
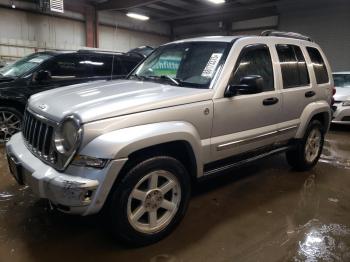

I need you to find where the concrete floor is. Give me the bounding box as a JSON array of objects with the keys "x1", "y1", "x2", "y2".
[{"x1": 0, "y1": 125, "x2": 350, "y2": 262}]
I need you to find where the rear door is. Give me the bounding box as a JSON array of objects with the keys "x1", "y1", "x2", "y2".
[
  {"x1": 84, "y1": 54, "x2": 113, "y2": 81},
  {"x1": 274, "y1": 44, "x2": 313, "y2": 141}
]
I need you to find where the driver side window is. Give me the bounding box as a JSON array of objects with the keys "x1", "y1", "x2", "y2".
[{"x1": 230, "y1": 44, "x2": 274, "y2": 92}]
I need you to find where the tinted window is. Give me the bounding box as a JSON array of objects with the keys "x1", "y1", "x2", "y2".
[
  {"x1": 276, "y1": 44, "x2": 310, "y2": 88},
  {"x1": 112, "y1": 57, "x2": 138, "y2": 77},
  {"x1": 84, "y1": 54, "x2": 112, "y2": 77},
  {"x1": 46, "y1": 55, "x2": 90, "y2": 78},
  {"x1": 230, "y1": 44, "x2": 274, "y2": 92},
  {"x1": 307, "y1": 47, "x2": 329, "y2": 84}
]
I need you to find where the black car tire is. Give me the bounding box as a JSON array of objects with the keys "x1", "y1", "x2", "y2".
[
  {"x1": 286, "y1": 120, "x2": 325, "y2": 171},
  {"x1": 109, "y1": 155, "x2": 191, "y2": 247}
]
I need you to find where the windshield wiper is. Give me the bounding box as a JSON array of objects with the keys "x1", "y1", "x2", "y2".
[
  {"x1": 146, "y1": 75, "x2": 182, "y2": 86},
  {"x1": 129, "y1": 74, "x2": 146, "y2": 81},
  {"x1": 159, "y1": 75, "x2": 180, "y2": 86}
]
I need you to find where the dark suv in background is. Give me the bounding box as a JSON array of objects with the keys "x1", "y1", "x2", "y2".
[{"x1": 0, "y1": 50, "x2": 142, "y2": 143}]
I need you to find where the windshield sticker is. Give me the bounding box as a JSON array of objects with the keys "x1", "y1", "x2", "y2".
[
  {"x1": 29, "y1": 58, "x2": 45, "y2": 63},
  {"x1": 152, "y1": 55, "x2": 182, "y2": 77},
  {"x1": 201, "y1": 53, "x2": 223, "y2": 78}
]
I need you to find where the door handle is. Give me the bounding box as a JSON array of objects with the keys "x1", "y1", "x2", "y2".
[
  {"x1": 263, "y1": 97, "x2": 279, "y2": 106},
  {"x1": 305, "y1": 91, "x2": 316, "y2": 98}
]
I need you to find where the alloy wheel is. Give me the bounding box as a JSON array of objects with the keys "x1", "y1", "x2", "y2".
[
  {"x1": 305, "y1": 128, "x2": 322, "y2": 163},
  {"x1": 0, "y1": 111, "x2": 21, "y2": 143},
  {"x1": 127, "y1": 170, "x2": 181, "y2": 234}
]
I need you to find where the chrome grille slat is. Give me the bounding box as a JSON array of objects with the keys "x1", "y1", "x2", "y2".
[
  {"x1": 24, "y1": 114, "x2": 30, "y2": 140},
  {"x1": 31, "y1": 120, "x2": 37, "y2": 146},
  {"x1": 22, "y1": 110, "x2": 56, "y2": 164}
]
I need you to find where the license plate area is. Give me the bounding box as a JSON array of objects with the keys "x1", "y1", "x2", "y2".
[{"x1": 7, "y1": 154, "x2": 24, "y2": 185}]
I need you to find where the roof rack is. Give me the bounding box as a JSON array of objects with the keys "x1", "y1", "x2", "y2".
[
  {"x1": 77, "y1": 48, "x2": 124, "y2": 54},
  {"x1": 261, "y1": 30, "x2": 313, "y2": 42}
]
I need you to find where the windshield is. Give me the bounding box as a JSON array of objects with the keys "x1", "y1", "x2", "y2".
[
  {"x1": 333, "y1": 74, "x2": 350, "y2": 88},
  {"x1": 0, "y1": 53, "x2": 52, "y2": 78},
  {"x1": 129, "y1": 42, "x2": 230, "y2": 89}
]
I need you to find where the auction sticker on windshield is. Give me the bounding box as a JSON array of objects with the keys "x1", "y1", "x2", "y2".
[{"x1": 201, "y1": 53, "x2": 223, "y2": 78}]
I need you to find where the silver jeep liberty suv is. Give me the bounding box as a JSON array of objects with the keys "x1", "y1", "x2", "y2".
[{"x1": 6, "y1": 31, "x2": 333, "y2": 246}]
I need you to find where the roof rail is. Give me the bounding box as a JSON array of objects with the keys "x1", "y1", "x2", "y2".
[
  {"x1": 77, "y1": 48, "x2": 124, "y2": 54},
  {"x1": 261, "y1": 30, "x2": 313, "y2": 42}
]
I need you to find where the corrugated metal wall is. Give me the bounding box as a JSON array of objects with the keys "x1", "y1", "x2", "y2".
[
  {"x1": 278, "y1": 4, "x2": 350, "y2": 72},
  {"x1": 99, "y1": 25, "x2": 169, "y2": 52},
  {"x1": 0, "y1": 8, "x2": 85, "y2": 59},
  {"x1": 0, "y1": 7, "x2": 170, "y2": 62}
]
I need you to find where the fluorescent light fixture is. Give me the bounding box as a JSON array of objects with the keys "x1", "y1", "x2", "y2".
[
  {"x1": 208, "y1": 0, "x2": 225, "y2": 4},
  {"x1": 127, "y1": 12, "x2": 149, "y2": 21}
]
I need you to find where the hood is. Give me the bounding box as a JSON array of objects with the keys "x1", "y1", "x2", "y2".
[
  {"x1": 29, "y1": 80, "x2": 213, "y2": 123},
  {"x1": 334, "y1": 87, "x2": 350, "y2": 102},
  {"x1": 0, "y1": 75, "x2": 16, "y2": 84}
]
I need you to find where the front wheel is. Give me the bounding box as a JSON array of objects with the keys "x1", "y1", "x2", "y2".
[
  {"x1": 286, "y1": 120, "x2": 325, "y2": 171},
  {"x1": 0, "y1": 107, "x2": 23, "y2": 143},
  {"x1": 109, "y1": 156, "x2": 191, "y2": 246}
]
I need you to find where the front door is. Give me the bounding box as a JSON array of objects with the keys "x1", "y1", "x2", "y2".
[
  {"x1": 29, "y1": 54, "x2": 91, "y2": 94},
  {"x1": 211, "y1": 43, "x2": 282, "y2": 162}
]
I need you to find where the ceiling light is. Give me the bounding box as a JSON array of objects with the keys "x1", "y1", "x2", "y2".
[
  {"x1": 207, "y1": 0, "x2": 225, "y2": 4},
  {"x1": 126, "y1": 12, "x2": 149, "y2": 21}
]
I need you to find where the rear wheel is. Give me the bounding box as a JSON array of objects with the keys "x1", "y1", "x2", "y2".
[
  {"x1": 109, "y1": 156, "x2": 191, "y2": 246},
  {"x1": 0, "y1": 107, "x2": 22, "y2": 143},
  {"x1": 286, "y1": 120, "x2": 324, "y2": 171}
]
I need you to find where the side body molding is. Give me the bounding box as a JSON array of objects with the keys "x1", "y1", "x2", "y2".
[
  {"x1": 80, "y1": 121, "x2": 204, "y2": 177},
  {"x1": 295, "y1": 100, "x2": 331, "y2": 138}
]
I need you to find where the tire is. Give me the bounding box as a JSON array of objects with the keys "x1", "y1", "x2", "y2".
[
  {"x1": 286, "y1": 120, "x2": 325, "y2": 171},
  {"x1": 109, "y1": 155, "x2": 191, "y2": 247},
  {"x1": 0, "y1": 107, "x2": 23, "y2": 143}
]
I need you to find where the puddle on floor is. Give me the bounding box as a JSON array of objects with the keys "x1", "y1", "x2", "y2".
[
  {"x1": 293, "y1": 219, "x2": 350, "y2": 262},
  {"x1": 321, "y1": 139, "x2": 350, "y2": 169}
]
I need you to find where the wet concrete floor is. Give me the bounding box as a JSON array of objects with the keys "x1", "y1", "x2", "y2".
[{"x1": 0, "y1": 125, "x2": 350, "y2": 262}]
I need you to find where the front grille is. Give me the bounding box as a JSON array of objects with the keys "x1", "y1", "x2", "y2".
[
  {"x1": 342, "y1": 116, "x2": 350, "y2": 122},
  {"x1": 22, "y1": 110, "x2": 57, "y2": 164}
]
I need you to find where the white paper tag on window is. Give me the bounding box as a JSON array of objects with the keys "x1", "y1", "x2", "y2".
[
  {"x1": 29, "y1": 58, "x2": 44, "y2": 63},
  {"x1": 201, "y1": 53, "x2": 223, "y2": 78}
]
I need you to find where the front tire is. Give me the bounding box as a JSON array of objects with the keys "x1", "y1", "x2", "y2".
[
  {"x1": 109, "y1": 156, "x2": 191, "y2": 246},
  {"x1": 286, "y1": 120, "x2": 325, "y2": 171},
  {"x1": 0, "y1": 107, "x2": 23, "y2": 143}
]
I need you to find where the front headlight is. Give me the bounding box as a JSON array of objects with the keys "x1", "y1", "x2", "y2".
[
  {"x1": 342, "y1": 101, "x2": 350, "y2": 107},
  {"x1": 54, "y1": 117, "x2": 82, "y2": 155}
]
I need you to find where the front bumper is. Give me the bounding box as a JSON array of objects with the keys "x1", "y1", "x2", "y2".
[
  {"x1": 6, "y1": 133, "x2": 127, "y2": 215},
  {"x1": 332, "y1": 103, "x2": 350, "y2": 125}
]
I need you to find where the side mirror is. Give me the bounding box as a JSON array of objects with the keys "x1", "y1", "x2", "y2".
[
  {"x1": 33, "y1": 70, "x2": 51, "y2": 83},
  {"x1": 225, "y1": 75, "x2": 264, "y2": 97}
]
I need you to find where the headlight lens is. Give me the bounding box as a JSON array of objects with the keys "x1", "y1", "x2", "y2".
[
  {"x1": 54, "y1": 118, "x2": 81, "y2": 155},
  {"x1": 342, "y1": 101, "x2": 350, "y2": 107}
]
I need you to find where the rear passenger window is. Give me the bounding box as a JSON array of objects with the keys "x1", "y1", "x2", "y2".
[
  {"x1": 276, "y1": 44, "x2": 310, "y2": 88},
  {"x1": 306, "y1": 47, "x2": 329, "y2": 84},
  {"x1": 84, "y1": 55, "x2": 113, "y2": 77},
  {"x1": 47, "y1": 55, "x2": 90, "y2": 78},
  {"x1": 230, "y1": 44, "x2": 274, "y2": 92}
]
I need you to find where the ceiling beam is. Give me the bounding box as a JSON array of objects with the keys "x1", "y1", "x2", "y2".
[{"x1": 96, "y1": 0, "x2": 161, "y2": 10}]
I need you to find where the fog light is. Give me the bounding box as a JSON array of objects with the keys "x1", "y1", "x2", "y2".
[
  {"x1": 80, "y1": 190, "x2": 93, "y2": 202},
  {"x1": 72, "y1": 155, "x2": 108, "y2": 168}
]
